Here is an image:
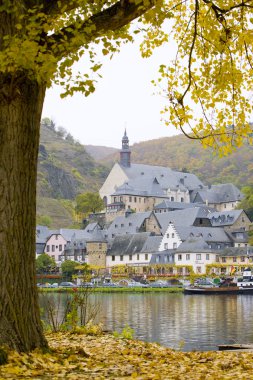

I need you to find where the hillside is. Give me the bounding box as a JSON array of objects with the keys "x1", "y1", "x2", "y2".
[
  {"x1": 85, "y1": 145, "x2": 118, "y2": 161},
  {"x1": 37, "y1": 121, "x2": 110, "y2": 228},
  {"x1": 100, "y1": 134, "x2": 253, "y2": 188}
]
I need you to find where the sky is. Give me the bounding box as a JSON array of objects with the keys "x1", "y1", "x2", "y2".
[{"x1": 42, "y1": 39, "x2": 180, "y2": 149}]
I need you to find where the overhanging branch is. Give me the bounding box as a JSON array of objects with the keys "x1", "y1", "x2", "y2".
[{"x1": 46, "y1": 0, "x2": 156, "y2": 59}]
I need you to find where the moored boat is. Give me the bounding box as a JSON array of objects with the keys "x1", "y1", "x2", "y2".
[{"x1": 184, "y1": 268, "x2": 253, "y2": 295}]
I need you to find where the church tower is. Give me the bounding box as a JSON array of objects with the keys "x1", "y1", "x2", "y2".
[{"x1": 120, "y1": 129, "x2": 131, "y2": 167}]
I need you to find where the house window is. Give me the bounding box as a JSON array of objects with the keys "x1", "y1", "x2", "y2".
[
  {"x1": 233, "y1": 257, "x2": 237, "y2": 262},
  {"x1": 120, "y1": 255, "x2": 123, "y2": 261},
  {"x1": 217, "y1": 244, "x2": 221, "y2": 249},
  {"x1": 181, "y1": 197, "x2": 184, "y2": 202},
  {"x1": 171, "y1": 197, "x2": 174, "y2": 201},
  {"x1": 46, "y1": 245, "x2": 50, "y2": 252},
  {"x1": 115, "y1": 224, "x2": 118, "y2": 228},
  {"x1": 120, "y1": 196, "x2": 123, "y2": 202},
  {"x1": 172, "y1": 233, "x2": 175, "y2": 238},
  {"x1": 121, "y1": 224, "x2": 124, "y2": 227},
  {"x1": 52, "y1": 245, "x2": 55, "y2": 252},
  {"x1": 129, "y1": 222, "x2": 132, "y2": 226},
  {"x1": 224, "y1": 204, "x2": 227, "y2": 208},
  {"x1": 173, "y1": 242, "x2": 177, "y2": 249},
  {"x1": 99, "y1": 243, "x2": 102, "y2": 249},
  {"x1": 196, "y1": 254, "x2": 201, "y2": 260},
  {"x1": 112, "y1": 255, "x2": 115, "y2": 261},
  {"x1": 206, "y1": 254, "x2": 210, "y2": 260},
  {"x1": 145, "y1": 254, "x2": 148, "y2": 260},
  {"x1": 156, "y1": 255, "x2": 160, "y2": 263},
  {"x1": 129, "y1": 196, "x2": 132, "y2": 202},
  {"x1": 59, "y1": 245, "x2": 62, "y2": 251},
  {"x1": 164, "y1": 243, "x2": 168, "y2": 250},
  {"x1": 196, "y1": 266, "x2": 202, "y2": 274},
  {"x1": 114, "y1": 197, "x2": 117, "y2": 202},
  {"x1": 55, "y1": 235, "x2": 58, "y2": 240},
  {"x1": 137, "y1": 254, "x2": 140, "y2": 260},
  {"x1": 178, "y1": 254, "x2": 182, "y2": 261},
  {"x1": 144, "y1": 198, "x2": 146, "y2": 203},
  {"x1": 167, "y1": 233, "x2": 169, "y2": 238},
  {"x1": 129, "y1": 255, "x2": 132, "y2": 261},
  {"x1": 134, "y1": 197, "x2": 137, "y2": 202},
  {"x1": 241, "y1": 256, "x2": 245, "y2": 262},
  {"x1": 112, "y1": 234, "x2": 115, "y2": 238},
  {"x1": 222, "y1": 257, "x2": 226, "y2": 263},
  {"x1": 216, "y1": 255, "x2": 219, "y2": 263},
  {"x1": 186, "y1": 254, "x2": 190, "y2": 260}
]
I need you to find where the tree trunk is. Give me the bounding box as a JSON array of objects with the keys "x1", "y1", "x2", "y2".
[{"x1": 0, "y1": 74, "x2": 48, "y2": 352}]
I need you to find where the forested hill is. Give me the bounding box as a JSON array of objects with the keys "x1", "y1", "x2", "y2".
[
  {"x1": 99, "y1": 134, "x2": 253, "y2": 188},
  {"x1": 36, "y1": 120, "x2": 110, "y2": 228},
  {"x1": 38, "y1": 120, "x2": 109, "y2": 199}
]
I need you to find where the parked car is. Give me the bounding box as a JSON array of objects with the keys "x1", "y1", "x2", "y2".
[
  {"x1": 149, "y1": 281, "x2": 171, "y2": 288},
  {"x1": 50, "y1": 283, "x2": 59, "y2": 288},
  {"x1": 59, "y1": 282, "x2": 76, "y2": 287}
]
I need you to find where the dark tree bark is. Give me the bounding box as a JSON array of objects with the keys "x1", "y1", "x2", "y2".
[{"x1": 0, "y1": 74, "x2": 48, "y2": 352}]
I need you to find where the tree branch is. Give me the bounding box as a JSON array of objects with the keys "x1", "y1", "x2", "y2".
[{"x1": 46, "y1": 0, "x2": 155, "y2": 59}]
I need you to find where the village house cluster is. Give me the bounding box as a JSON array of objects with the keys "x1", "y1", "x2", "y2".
[{"x1": 36, "y1": 131, "x2": 253, "y2": 277}]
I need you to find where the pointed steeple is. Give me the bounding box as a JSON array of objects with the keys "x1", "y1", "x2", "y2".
[{"x1": 120, "y1": 129, "x2": 131, "y2": 167}]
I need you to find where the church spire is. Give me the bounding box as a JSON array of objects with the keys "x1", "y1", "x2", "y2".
[{"x1": 120, "y1": 129, "x2": 131, "y2": 167}]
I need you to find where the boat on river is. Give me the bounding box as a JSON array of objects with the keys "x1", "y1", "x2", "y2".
[{"x1": 184, "y1": 268, "x2": 253, "y2": 295}]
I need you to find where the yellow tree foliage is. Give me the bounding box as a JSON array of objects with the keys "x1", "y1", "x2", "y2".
[
  {"x1": 1, "y1": 1, "x2": 252, "y2": 153},
  {"x1": 140, "y1": 0, "x2": 253, "y2": 153}
]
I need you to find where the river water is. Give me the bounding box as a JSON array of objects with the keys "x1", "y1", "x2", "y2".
[{"x1": 39, "y1": 293, "x2": 253, "y2": 351}]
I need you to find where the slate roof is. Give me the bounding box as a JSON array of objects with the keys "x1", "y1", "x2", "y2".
[
  {"x1": 209, "y1": 210, "x2": 244, "y2": 227},
  {"x1": 36, "y1": 225, "x2": 50, "y2": 244},
  {"x1": 218, "y1": 246, "x2": 253, "y2": 257},
  {"x1": 36, "y1": 242, "x2": 46, "y2": 254},
  {"x1": 119, "y1": 163, "x2": 204, "y2": 192},
  {"x1": 140, "y1": 235, "x2": 163, "y2": 253},
  {"x1": 175, "y1": 226, "x2": 231, "y2": 243},
  {"x1": 108, "y1": 232, "x2": 152, "y2": 256},
  {"x1": 50, "y1": 229, "x2": 88, "y2": 242},
  {"x1": 155, "y1": 207, "x2": 212, "y2": 233},
  {"x1": 192, "y1": 183, "x2": 243, "y2": 204},
  {"x1": 65, "y1": 238, "x2": 87, "y2": 251},
  {"x1": 225, "y1": 229, "x2": 248, "y2": 243},
  {"x1": 154, "y1": 200, "x2": 201, "y2": 211},
  {"x1": 176, "y1": 236, "x2": 213, "y2": 252},
  {"x1": 105, "y1": 211, "x2": 153, "y2": 238},
  {"x1": 112, "y1": 176, "x2": 167, "y2": 197}
]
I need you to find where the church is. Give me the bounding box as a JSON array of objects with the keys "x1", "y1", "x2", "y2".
[{"x1": 99, "y1": 131, "x2": 205, "y2": 220}]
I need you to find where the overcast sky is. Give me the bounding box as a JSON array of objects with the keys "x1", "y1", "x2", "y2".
[{"x1": 42, "y1": 39, "x2": 180, "y2": 148}]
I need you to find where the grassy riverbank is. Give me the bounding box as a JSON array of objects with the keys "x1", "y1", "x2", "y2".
[
  {"x1": 38, "y1": 287, "x2": 183, "y2": 293},
  {"x1": 1, "y1": 330, "x2": 252, "y2": 379}
]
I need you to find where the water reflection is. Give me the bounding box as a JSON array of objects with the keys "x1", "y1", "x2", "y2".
[{"x1": 39, "y1": 293, "x2": 253, "y2": 351}]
